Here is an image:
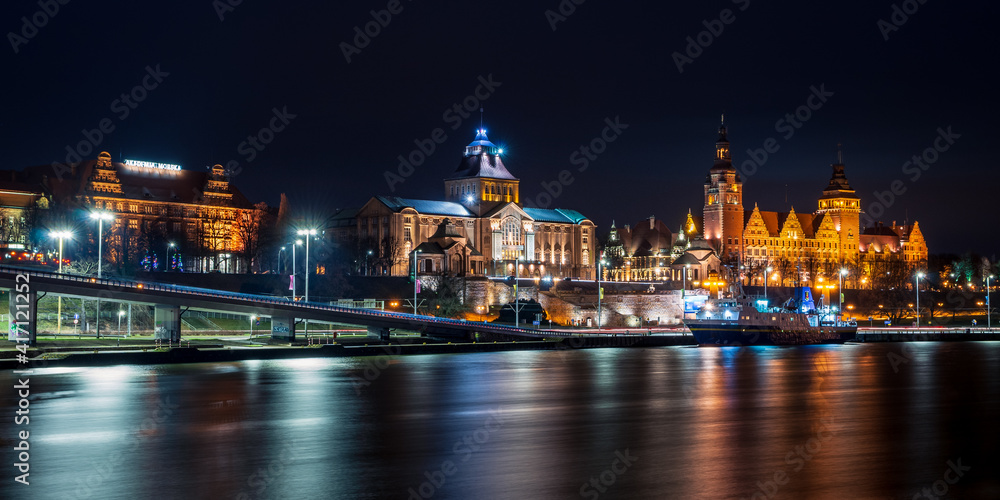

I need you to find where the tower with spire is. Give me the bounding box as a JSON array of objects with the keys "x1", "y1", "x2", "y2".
[
  {"x1": 702, "y1": 117, "x2": 744, "y2": 259},
  {"x1": 444, "y1": 127, "x2": 518, "y2": 217},
  {"x1": 816, "y1": 144, "x2": 861, "y2": 262}
]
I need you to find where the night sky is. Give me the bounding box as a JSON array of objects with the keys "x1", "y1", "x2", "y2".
[{"x1": 4, "y1": 1, "x2": 997, "y2": 256}]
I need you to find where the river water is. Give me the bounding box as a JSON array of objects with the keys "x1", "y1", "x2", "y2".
[{"x1": 2, "y1": 342, "x2": 998, "y2": 499}]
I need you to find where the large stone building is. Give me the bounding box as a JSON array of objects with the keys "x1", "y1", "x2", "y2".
[
  {"x1": 702, "y1": 122, "x2": 928, "y2": 284},
  {"x1": 331, "y1": 128, "x2": 598, "y2": 279},
  {"x1": 604, "y1": 120, "x2": 928, "y2": 286},
  {"x1": 19, "y1": 152, "x2": 260, "y2": 273}
]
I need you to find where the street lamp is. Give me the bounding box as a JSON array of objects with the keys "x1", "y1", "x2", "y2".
[
  {"x1": 50, "y1": 230, "x2": 72, "y2": 335},
  {"x1": 915, "y1": 271, "x2": 925, "y2": 328},
  {"x1": 366, "y1": 249, "x2": 373, "y2": 276},
  {"x1": 764, "y1": 266, "x2": 773, "y2": 302},
  {"x1": 412, "y1": 249, "x2": 421, "y2": 315},
  {"x1": 89, "y1": 212, "x2": 113, "y2": 278},
  {"x1": 291, "y1": 239, "x2": 302, "y2": 300},
  {"x1": 987, "y1": 274, "x2": 994, "y2": 329},
  {"x1": 250, "y1": 315, "x2": 256, "y2": 338},
  {"x1": 277, "y1": 246, "x2": 285, "y2": 274},
  {"x1": 839, "y1": 268, "x2": 848, "y2": 320},
  {"x1": 118, "y1": 310, "x2": 125, "y2": 335},
  {"x1": 166, "y1": 242, "x2": 175, "y2": 271},
  {"x1": 597, "y1": 257, "x2": 607, "y2": 329},
  {"x1": 296, "y1": 229, "x2": 318, "y2": 302}
]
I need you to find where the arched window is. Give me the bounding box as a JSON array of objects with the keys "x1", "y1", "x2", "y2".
[{"x1": 502, "y1": 216, "x2": 522, "y2": 259}]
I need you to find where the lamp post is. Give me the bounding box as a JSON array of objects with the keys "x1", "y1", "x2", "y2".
[
  {"x1": 89, "y1": 212, "x2": 112, "y2": 340},
  {"x1": 166, "y1": 242, "x2": 175, "y2": 271},
  {"x1": 915, "y1": 271, "x2": 925, "y2": 328},
  {"x1": 296, "y1": 229, "x2": 317, "y2": 302},
  {"x1": 366, "y1": 249, "x2": 373, "y2": 276},
  {"x1": 764, "y1": 266, "x2": 772, "y2": 302},
  {"x1": 51, "y1": 230, "x2": 72, "y2": 334},
  {"x1": 250, "y1": 315, "x2": 256, "y2": 339},
  {"x1": 412, "y1": 249, "x2": 421, "y2": 315},
  {"x1": 987, "y1": 274, "x2": 994, "y2": 329},
  {"x1": 89, "y1": 211, "x2": 112, "y2": 278},
  {"x1": 118, "y1": 310, "x2": 125, "y2": 335},
  {"x1": 839, "y1": 268, "x2": 847, "y2": 321},
  {"x1": 297, "y1": 229, "x2": 318, "y2": 340},
  {"x1": 291, "y1": 239, "x2": 302, "y2": 300},
  {"x1": 277, "y1": 246, "x2": 285, "y2": 274},
  {"x1": 597, "y1": 256, "x2": 607, "y2": 329}
]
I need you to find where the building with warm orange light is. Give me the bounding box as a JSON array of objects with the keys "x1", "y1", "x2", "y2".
[{"x1": 18, "y1": 151, "x2": 260, "y2": 273}]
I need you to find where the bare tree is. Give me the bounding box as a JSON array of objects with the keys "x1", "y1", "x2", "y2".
[{"x1": 233, "y1": 202, "x2": 272, "y2": 273}]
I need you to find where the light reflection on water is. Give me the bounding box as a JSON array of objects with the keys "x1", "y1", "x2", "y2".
[{"x1": 1, "y1": 343, "x2": 998, "y2": 499}]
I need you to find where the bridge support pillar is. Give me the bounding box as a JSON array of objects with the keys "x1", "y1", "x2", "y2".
[
  {"x1": 8, "y1": 289, "x2": 37, "y2": 347},
  {"x1": 367, "y1": 326, "x2": 390, "y2": 343},
  {"x1": 271, "y1": 316, "x2": 296, "y2": 341},
  {"x1": 153, "y1": 305, "x2": 181, "y2": 342}
]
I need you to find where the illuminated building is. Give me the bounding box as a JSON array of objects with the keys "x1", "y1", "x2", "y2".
[
  {"x1": 700, "y1": 123, "x2": 928, "y2": 284},
  {"x1": 20, "y1": 151, "x2": 259, "y2": 273},
  {"x1": 331, "y1": 128, "x2": 597, "y2": 278}
]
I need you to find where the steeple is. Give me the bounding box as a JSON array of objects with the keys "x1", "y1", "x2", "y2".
[{"x1": 715, "y1": 115, "x2": 731, "y2": 164}]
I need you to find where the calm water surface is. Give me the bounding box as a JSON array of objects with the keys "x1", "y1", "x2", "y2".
[{"x1": 2, "y1": 342, "x2": 999, "y2": 499}]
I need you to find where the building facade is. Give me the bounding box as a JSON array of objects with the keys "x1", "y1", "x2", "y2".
[
  {"x1": 700, "y1": 124, "x2": 928, "y2": 285},
  {"x1": 331, "y1": 129, "x2": 598, "y2": 279},
  {"x1": 22, "y1": 151, "x2": 259, "y2": 273}
]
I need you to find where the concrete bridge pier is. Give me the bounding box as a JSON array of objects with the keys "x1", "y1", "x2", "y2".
[
  {"x1": 271, "y1": 316, "x2": 296, "y2": 341},
  {"x1": 153, "y1": 305, "x2": 181, "y2": 342},
  {"x1": 8, "y1": 289, "x2": 37, "y2": 347},
  {"x1": 367, "y1": 326, "x2": 390, "y2": 343}
]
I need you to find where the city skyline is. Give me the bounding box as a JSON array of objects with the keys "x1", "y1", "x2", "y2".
[{"x1": 4, "y1": 1, "x2": 997, "y2": 255}]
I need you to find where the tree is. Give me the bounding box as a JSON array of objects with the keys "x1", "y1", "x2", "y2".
[
  {"x1": 233, "y1": 202, "x2": 273, "y2": 273},
  {"x1": 422, "y1": 276, "x2": 470, "y2": 318},
  {"x1": 374, "y1": 235, "x2": 407, "y2": 276}
]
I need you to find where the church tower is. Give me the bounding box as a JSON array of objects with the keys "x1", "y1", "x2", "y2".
[
  {"x1": 444, "y1": 128, "x2": 519, "y2": 217},
  {"x1": 815, "y1": 147, "x2": 860, "y2": 263},
  {"x1": 702, "y1": 118, "x2": 744, "y2": 259}
]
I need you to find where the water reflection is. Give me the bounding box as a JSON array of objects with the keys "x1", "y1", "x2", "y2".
[{"x1": 0, "y1": 343, "x2": 997, "y2": 499}]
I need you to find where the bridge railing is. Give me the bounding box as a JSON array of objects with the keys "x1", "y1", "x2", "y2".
[{"x1": 0, "y1": 265, "x2": 550, "y2": 336}]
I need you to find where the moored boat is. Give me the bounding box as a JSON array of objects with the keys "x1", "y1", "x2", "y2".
[{"x1": 684, "y1": 287, "x2": 857, "y2": 346}]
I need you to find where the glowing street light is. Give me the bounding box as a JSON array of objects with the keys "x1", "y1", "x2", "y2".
[
  {"x1": 839, "y1": 268, "x2": 848, "y2": 320},
  {"x1": 764, "y1": 266, "x2": 773, "y2": 301},
  {"x1": 89, "y1": 212, "x2": 113, "y2": 278},
  {"x1": 988, "y1": 274, "x2": 994, "y2": 329},
  {"x1": 296, "y1": 229, "x2": 318, "y2": 302},
  {"x1": 166, "y1": 242, "x2": 175, "y2": 272},
  {"x1": 915, "y1": 271, "x2": 925, "y2": 328},
  {"x1": 50, "y1": 230, "x2": 72, "y2": 334},
  {"x1": 291, "y1": 239, "x2": 303, "y2": 300}
]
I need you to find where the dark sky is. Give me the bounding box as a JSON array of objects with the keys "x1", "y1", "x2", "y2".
[{"x1": 4, "y1": 1, "x2": 997, "y2": 256}]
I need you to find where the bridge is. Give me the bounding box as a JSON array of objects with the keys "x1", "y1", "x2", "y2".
[{"x1": 1, "y1": 265, "x2": 574, "y2": 346}]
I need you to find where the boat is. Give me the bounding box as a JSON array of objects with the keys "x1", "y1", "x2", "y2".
[{"x1": 683, "y1": 286, "x2": 857, "y2": 346}]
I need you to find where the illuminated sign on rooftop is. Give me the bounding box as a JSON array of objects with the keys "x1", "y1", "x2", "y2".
[{"x1": 123, "y1": 159, "x2": 182, "y2": 171}]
